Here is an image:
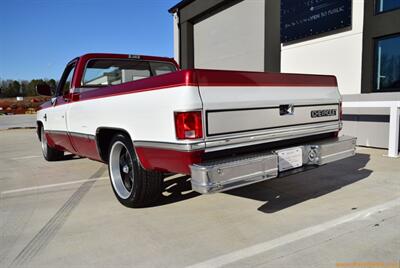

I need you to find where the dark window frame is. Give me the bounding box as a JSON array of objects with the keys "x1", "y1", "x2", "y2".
[
  {"x1": 56, "y1": 59, "x2": 78, "y2": 97},
  {"x1": 375, "y1": 0, "x2": 400, "y2": 15},
  {"x1": 361, "y1": 0, "x2": 400, "y2": 93},
  {"x1": 373, "y1": 33, "x2": 400, "y2": 92}
]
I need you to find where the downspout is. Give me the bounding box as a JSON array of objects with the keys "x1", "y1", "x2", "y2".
[{"x1": 173, "y1": 11, "x2": 181, "y2": 67}]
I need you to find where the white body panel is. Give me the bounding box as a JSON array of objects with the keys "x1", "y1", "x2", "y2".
[
  {"x1": 46, "y1": 104, "x2": 68, "y2": 132},
  {"x1": 38, "y1": 86, "x2": 202, "y2": 144}
]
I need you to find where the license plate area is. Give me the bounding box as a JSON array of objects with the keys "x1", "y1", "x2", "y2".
[{"x1": 276, "y1": 147, "x2": 303, "y2": 172}]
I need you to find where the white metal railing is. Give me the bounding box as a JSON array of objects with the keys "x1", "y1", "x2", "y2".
[{"x1": 342, "y1": 101, "x2": 400, "y2": 158}]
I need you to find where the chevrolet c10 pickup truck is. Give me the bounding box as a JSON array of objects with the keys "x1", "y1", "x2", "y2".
[{"x1": 36, "y1": 53, "x2": 356, "y2": 207}]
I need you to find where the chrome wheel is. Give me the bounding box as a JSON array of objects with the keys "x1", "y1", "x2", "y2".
[
  {"x1": 41, "y1": 127, "x2": 48, "y2": 158},
  {"x1": 109, "y1": 141, "x2": 135, "y2": 199}
]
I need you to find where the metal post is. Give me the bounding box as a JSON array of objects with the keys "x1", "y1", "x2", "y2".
[
  {"x1": 388, "y1": 105, "x2": 400, "y2": 158},
  {"x1": 173, "y1": 12, "x2": 180, "y2": 64}
]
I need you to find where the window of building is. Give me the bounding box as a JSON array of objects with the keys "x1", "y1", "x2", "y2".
[
  {"x1": 374, "y1": 34, "x2": 400, "y2": 92},
  {"x1": 376, "y1": 0, "x2": 400, "y2": 13}
]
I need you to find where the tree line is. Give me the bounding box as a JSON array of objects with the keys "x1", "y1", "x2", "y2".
[{"x1": 0, "y1": 79, "x2": 56, "y2": 98}]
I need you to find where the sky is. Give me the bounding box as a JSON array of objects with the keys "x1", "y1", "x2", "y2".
[{"x1": 0, "y1": 0, "x2": 179, "y2": 80}]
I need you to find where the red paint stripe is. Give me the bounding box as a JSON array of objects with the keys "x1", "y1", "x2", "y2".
[
  {"x1": 44, "y1": 132, "x2": 58, "y2": 149},
  {"x1": 135, "y1": 146, "x2": 203, "y2": 174},
  {"x1": 74, "y1": 68, "x2": 336, "y2": 103},
  {"x1": 39, "y1": 67, "x2": 337, "y2": 112},
  {"x1": 194, "y1": 69, "x2": 338, "y2": 87},
  {"x1": 71, "y1": 135, "x2": 102, "y2": 161},
  {"x1": 45, "y1": 131, "x2": 101, "y2": 161},
  {"x1": 76, "y1": 69, "x2": 196, "y2": 101},
  {"x1": 45, "y1": 131, "x2": 76, "y2": 153}
]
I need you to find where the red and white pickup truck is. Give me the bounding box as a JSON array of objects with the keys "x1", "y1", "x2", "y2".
[{"x1": 36, "y1": 53, "x2": 356, "y2": 207}]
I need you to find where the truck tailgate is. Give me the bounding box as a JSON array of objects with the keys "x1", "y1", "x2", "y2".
[{"x1": 195, "y1": 70, "x2": 341, "y2": 149}]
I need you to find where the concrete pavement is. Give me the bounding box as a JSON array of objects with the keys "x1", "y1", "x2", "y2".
[
  {"x1": 0, "y1": 129, "x2": 399, "y2": 268},
  {"x1": 0, "y1": 114, "x2": 36, "y2": 130}
]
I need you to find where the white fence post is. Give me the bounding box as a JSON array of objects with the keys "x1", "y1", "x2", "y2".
[{"x1": 388, "y1": 105, "x2": 399, "y2": 158}]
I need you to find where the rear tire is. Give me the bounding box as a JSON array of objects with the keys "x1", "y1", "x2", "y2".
[
  {"x1": 40, "y1": 126, "x2": 64, "y2": 161},
  {"x1": 108, "y1": 133, "x2": 163, "y2": 207}
]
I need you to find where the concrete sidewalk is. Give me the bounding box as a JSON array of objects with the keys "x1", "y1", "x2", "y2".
[{"x1": 0, "y1": 114, "x2": 36, "y2": 130}]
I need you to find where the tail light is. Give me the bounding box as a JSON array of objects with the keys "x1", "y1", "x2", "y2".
[{"x1": 174, "y1": 111, "x2": 203, "y2": 140}]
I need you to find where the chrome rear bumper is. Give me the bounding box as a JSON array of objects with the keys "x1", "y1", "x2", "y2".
[{"x1": 190, "y1": 135, "x2": 356, "y2": 194}]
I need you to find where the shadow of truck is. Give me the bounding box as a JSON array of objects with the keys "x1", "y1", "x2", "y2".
[
  {"x1": 146, "y1": 153, "x2": 371, "y2": 210},
  {"x1": 226, "y1": 153, "x2": 371, "y2": 213}
]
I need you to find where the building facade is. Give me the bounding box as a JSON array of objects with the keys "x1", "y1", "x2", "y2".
[{"x1": 170, "y1": 0, "x2": 400, "y2": 150}]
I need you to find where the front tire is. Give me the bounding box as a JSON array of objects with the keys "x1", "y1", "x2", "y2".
[
  {"x1": 108, "y1": 133, "x2": 163, "y2": 207},
  {"x1": 40, "y1": 126, "x2": 64, "y2": 161}
]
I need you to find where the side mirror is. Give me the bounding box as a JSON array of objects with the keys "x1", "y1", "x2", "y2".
[{"x1": 36, "y1": 83, "x2": 52, "y2": 96}]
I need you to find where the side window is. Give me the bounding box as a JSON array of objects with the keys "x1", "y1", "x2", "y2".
[
  {"x1": 150, "y1": 62, "x2": 176, "y2": 76},
  {"x1": 57, "y1": 63, "x2": 76, "y2": 96}
]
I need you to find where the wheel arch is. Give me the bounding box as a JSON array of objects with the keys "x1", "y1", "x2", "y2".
[
  {"x1": 36, "y1": 120, "x2": 44, "y2": 141},
  {"x1": 95, "y1": 127, "x2": 137, "y2": 164}
]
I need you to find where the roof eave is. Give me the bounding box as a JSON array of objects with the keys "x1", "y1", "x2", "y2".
[{"x1": 168, "y1": 0, "x2": 195, "y2": 13}]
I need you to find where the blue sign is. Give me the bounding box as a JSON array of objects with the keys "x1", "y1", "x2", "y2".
[{"x1": 281, "y1": 0, "x2": 352, "y2": 43}]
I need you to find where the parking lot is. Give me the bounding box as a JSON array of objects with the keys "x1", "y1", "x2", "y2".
[
  {"x1": 1, "y1": 128, "x2": 399, "y2": 268},
  {"x1": 0, "y1": 115, "x2": 36, "y2": 130}
]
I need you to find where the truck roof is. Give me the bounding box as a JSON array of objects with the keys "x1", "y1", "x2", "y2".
[{"x1": 76, "y1": 53, "x2": 178, "y2": 66}]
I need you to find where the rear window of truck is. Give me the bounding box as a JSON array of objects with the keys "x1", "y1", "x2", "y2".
[{"x1": 81, "y1": 59, "x2": 177, "y2": 87}]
